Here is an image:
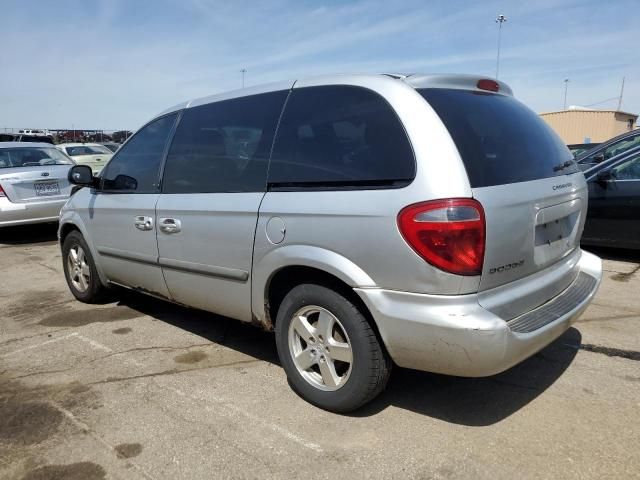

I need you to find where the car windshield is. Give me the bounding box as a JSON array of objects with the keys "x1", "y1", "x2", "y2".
[
  {"x1": 570, "y1": 147, "x2": 591, "y2": 158},
  {"x1": 0, "y1": 147, "x2": 73, "y2": 168},
  {"x1": 576, "y1": 133, "x2": 640, "y2": 163},
  {"x1": 604, "y1": 135, "x2": 640, "y2": 159},
  {"x1": 65, "y1": 145, "x2": 112, "y2": 156}
]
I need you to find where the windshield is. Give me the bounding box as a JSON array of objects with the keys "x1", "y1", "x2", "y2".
[
  {"x1": 418, "y1": 88, "x2": 578, "y2": 188},
  {"x1": 0, "y1": 147, "x2": 74, "y2": 168},
  {"x1": 570, "y1": 147, "x2": 592, "y2": 158},
  {"x1": 603, "y1": 135, "x2": 640, "y2": 160},
  {"x1": 65, "y1": 145, "x2": 112, "y2": 156}
]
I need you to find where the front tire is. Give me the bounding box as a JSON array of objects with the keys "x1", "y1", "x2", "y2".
[
  {"x1": 275, "y1": 284, "x2": 391, "y2": 412},
  {"x1": 62, "y1": 231, "x2": 110, "y2": 303}
]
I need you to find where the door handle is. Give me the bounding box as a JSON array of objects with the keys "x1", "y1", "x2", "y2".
[
  {"x1": 134, "y1": 216, "x2": 154, "y2": 231},
  {"x1": 159, "y1": 217, "x2": 182, "y2": 234}
]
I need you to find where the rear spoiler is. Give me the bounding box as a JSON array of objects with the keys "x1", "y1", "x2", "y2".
[{"x1": 403, "y1": 74, "x2": 514, "y2": 96}]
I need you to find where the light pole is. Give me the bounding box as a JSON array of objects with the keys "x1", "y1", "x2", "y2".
[
  {"x1": 240, "y1": 68, "x2": 246, "y2": 88},
  {"x1": 563, "y1": 78, "x2": 569, "y2": 110},
  {"x1": 495, "y1": 14, "x2": 507, "y2": 79}
]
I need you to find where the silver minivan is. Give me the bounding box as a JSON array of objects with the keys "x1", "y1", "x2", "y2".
[{"x1": 60, "y1": 74, "x2": 602, "y2": 412}]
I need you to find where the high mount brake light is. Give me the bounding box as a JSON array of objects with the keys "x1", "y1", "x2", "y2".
[
  {"x1": 477, "y1": 79, "x2": 500, "y2": 92},
  {"x1": 398, "y1": 199, "x2": 486, "y2": 276}
]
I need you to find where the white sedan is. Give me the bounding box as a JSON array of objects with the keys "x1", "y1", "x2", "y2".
[
  {"x1": 0, "y1": 142, "x2": 75, "y2": 227},
  {"x1": 56, "y1": 143, "x2": 113, "y2": 174}
]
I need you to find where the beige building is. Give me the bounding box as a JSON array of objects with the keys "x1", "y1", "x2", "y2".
[{"x1": 539, "y1": 109, "x2": 638, "y2": 144}]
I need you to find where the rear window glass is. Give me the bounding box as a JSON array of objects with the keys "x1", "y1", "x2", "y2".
[
  {"x1": 269, "y1": 85, "x2": 415, "y2": 188},
  {"x1": 418, "y1": 88, "x2": 577, "y2": 188},
  {"x1": 65, "y1": 145, "x2": 110, "y2": 156},
  {"x1": 0, "y1": 148, "x2": 73, "y2": 168}
]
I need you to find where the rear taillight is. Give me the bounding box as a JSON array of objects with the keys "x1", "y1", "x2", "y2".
[
  {"x1": 0, "y1": 183, "x2": 5, "y2": 197},
  {"x1": 398, "y1": 198, "x2": 485, "y2": 276}
]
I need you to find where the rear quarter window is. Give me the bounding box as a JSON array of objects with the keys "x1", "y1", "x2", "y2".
[
  {"x1": 268, "y1": 85, "x2": 415, "y2": 188},
  {"x1": 419, "y1": 88, "x2": 577, "y2": 188}
]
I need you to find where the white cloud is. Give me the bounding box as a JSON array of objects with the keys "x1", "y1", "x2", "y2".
[{"x1": 0, "y1": 0, "x2": 638, "y2": 130}]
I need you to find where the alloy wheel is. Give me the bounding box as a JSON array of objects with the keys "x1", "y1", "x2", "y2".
[{"x1": 288, "y1": 305, "x2": 353, "y2": 391}]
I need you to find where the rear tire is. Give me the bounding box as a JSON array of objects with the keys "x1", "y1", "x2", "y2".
[
  {"x1": 62, "y1": 231, "x2": 110, "y2": 303},
  {"x1": 275, "y1": 284, "x2": 391, "y2": 413}
]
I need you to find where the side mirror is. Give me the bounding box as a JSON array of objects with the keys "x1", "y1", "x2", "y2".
[
  {"x1": 68, "y1": 165, "x2": 95, "y2": 186},
  {"x1": 592, "y1": 153, "x2": 605, "y2": 163}
]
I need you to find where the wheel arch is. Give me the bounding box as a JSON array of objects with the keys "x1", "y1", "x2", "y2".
[
  {"x1": 59, "y1": 222, "x2": 80, "y2": 244},
  {"x1": 58, "y1": 216, "x2": 109, "y2": 286},
  {"x1": 252, "y1": 245, "x2": 385, "y2": 346}
]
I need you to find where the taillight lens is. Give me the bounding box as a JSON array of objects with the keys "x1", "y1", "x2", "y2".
[
  {"x1": 398, "y1": 199, "x2": 485, "y2": 276},
  {"x1": 477, "y1": 79, "x2": 500, "y2": 92},
  {"x1": 0, "y1": 183, "x2": 6, "y2": 197}
]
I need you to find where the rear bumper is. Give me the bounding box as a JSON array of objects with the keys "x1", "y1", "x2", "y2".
[
  {"x1": 0, "y1": 197, "x2": 66, "y2": 227},
  {"x1": 355, "y1": 250, "x2": 602, "y2": 377}
]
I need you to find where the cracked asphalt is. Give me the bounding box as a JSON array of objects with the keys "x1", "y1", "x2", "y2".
[{"x1": 1, "y1": 224, "x2": 639, "y2": 480}]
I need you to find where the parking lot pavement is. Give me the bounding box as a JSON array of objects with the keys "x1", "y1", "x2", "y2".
[{"x1": 1, "y1": 225, "x2": 639, "y2": 480}]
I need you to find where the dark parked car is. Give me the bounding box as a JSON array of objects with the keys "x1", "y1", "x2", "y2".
[
  {"x1": 582, "y1": 145, "x2": 640, "y2": 249},
  {"x1": 0, "y1": 133, "x2": 55, "y2": 144},
  {"x1": 100, "y1": 142, "x2": 120, "y2": 152},
  {"x1": 568, "y1": 142, "x2": 600, "y2": 158},
  {"x1": 111, "y1": 130, "x2": 133, "y2": 143},
  {"x1": 576, "y1": 129, "x2": 640, "y2": 170}
]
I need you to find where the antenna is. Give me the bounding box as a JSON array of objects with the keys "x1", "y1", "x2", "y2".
[{"x1": 617, "y1": 77, "x2": 625, "y2": 111}]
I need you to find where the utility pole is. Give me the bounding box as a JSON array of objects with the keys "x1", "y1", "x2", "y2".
[
  {"x1": 495, "y1": 14, "x2": 507, "y2": 79},
  {"x1": 241, "y1": 68, "x2": 246, "y2": 88},
  {"x1": 563, "y1": 78, "x2": 569, "y2": 110},
  {"x1": 617, "y1": 77, "x2": 625, "y2": 111}
]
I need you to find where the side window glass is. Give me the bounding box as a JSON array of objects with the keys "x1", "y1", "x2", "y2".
[
  {"x1": 604, "y1": 135, "x2": 640, "y2": 160},
  {"x1": 611, "y1": 154, "x2": 640, "y2": 180},
  {"x1": 268, "y1": 85, "x2": 415, "y2": 187},
  {"x1": 162, "y1": 91, "x2": 288, "y2": 194},
  {"x1": 102, "y1": 113, "x2": 178, "y2": 192}
]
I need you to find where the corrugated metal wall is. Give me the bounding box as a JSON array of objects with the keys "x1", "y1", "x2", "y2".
[{"x1": 540, "y1": 110, "x2": 637, "y2": 144}]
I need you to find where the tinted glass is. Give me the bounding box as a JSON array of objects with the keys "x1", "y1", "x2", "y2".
[
  {"x1": 21, "y1": 135, "x2": 54, "y2": 144},
  {"x1": 163, "y1": 91, "x2": 288, "y2": 194},
  {"x1": 268, "y1": 86, "x2": 415, "y2": 187},
  {"x1": 102, "y1": 113, "x2": 178, "y2": 192},
  {"x1": 65, "y1": 145, "x2": 111, "y2": 156},
  {"x1": 611, "y1": 153, "x2": 640, "y2": 180},
  {"x1": 0, "y1": 147, "x2": 73, "y2": 169},
  {"x1": 419, "y1": 89, "x2": 578, "y2": 188},
  {"x1": 603, "y1": 134, "x2": 640, "y2": 160}
]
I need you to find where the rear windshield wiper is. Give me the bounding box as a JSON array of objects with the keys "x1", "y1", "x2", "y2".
[{"x1": 553, "y1": 160, "x2": 575, "y2": 172}]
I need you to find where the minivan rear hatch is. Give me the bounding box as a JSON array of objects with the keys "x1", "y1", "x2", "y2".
[{"x1": 418, "y1": 87, "x2": 585, "y2": 297}]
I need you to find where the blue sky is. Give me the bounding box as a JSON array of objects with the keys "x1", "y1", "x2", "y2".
[{"x1": 1, "y1": 0, "x2": 638, "y2": 131}]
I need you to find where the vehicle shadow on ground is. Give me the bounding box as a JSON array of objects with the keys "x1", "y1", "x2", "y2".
[
  {"x1": 116, "y1": 289, "x2": 580, "y2": 426},
  {"x1": 0, "y1": 223, "x2": 59, "y2": 246},
  {"x1": 355, "y1": 327, "x2": 581, "y2": 425},
  {"x1": 115, "y1": 289, "x2": 280, "y2": 365},
  {"x1": 583, "y1": 245, "x2": 640, "y2": 263}
]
